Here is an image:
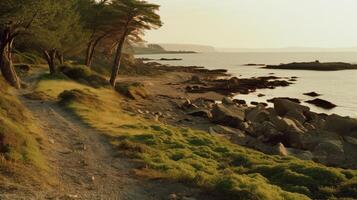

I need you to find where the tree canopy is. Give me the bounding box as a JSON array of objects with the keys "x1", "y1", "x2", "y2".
[{"x1": 0, "y1": 0, "x2": 162, "y2": 87}]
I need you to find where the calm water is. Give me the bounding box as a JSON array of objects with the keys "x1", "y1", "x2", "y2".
[{"x1": 138, "y1": 52, "x2": 357, "y2": 118}]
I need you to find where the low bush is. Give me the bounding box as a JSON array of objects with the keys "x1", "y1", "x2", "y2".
[
  {"x1": 115, "y1": 82, "x2": 148, "y2": 99},
  {"x1": 59, "y1": 64, "x2": 109, "y2": 88}
]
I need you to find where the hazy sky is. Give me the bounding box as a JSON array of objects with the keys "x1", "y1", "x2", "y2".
[{"x1": 145, "y1": 0, "x2": 357, "y2": 48}]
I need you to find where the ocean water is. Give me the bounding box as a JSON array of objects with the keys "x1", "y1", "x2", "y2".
[{"x1": 138, "y1": 52, "x2": 357, "y2": 118}]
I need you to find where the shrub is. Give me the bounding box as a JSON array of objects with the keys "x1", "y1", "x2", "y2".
[
  {"x1": 59, "y1": 64, "x2": 108, "y2": 88},
  {"x1": 115, "y1": 82, "x2": 148, "y2": 99}
]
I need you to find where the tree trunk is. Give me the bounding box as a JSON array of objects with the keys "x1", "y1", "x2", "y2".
[
  {"x1": 85, "y1": 36, "x2": 104, "y2": 67},
  {"x1": 109, "y1": 35, "x2": 126, "y2": 88},
  {"x1": 0, "y1": 35, "x2": 21, "y2": 89},
  {"x1": 43, "y1": 49, "x2": 57, "y2": 74},
  {"x1": 85, "y1": 41, "x2": 94, "y2": 67},
  {"x1": 57, "y1": 52, "x2": 64, "y2": 65}
]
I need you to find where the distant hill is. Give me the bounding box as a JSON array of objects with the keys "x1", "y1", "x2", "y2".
[
  {"x1": 131, "y1": 43, "x2": 198, "y2": 55},
  {"x1": 217, "y1": 47, "x2": 357, "y2": 52},
  {"x1": 156, "y1": 43, "x2": 216, "y2": 53}
]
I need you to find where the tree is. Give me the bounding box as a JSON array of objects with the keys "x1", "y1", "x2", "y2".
[
  {"x1": 79, "y1": 0, "x2": 117, "y2": 67},
  {"x1": 108, "y1": 0, "x2": 162, "y2": 87},
  {"x1": 28, "y1": 0, "x2": 85, "y2": 74},
  {"x1": 0, "y1": 0, "x2": 56, "y2": 88}
]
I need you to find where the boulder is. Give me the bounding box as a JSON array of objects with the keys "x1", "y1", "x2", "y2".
[
  {"x1": 246, "y1": 120, "x2": 282, "y2": 141},
  {"x1": 268, "y1": 97, "x2": 301, "y2": 104},
  {"x1": 324, "y1": 114, "x2": 357, "y2": 136},
  {"x1": 273, "y1": 143, "x2": 288, "y2": 156},
  {"x1": 187, "y1": 109, "x2": 212, "y2": 118},
  {"x1": 273, "y1": 98, "x2": 309, "y2": 116},
  {"x1": 312, "y1": 140, "x2": 345, "y2": 166},
  {"x1": 245, "y1": 105, "x2": 270, "y2": 123},
  {"x1": 286, "y1": 148, "x2": 314, "y2": 160},
  {"x1": 181, "y1": 98, "x2": 199, "y2": 110},
  {"x1": 285, "y1": 110, "x2": 306, "y2": 124},
  {"x1": 269, "y1": 115, "x2": 306, "y2": 134},
  {"x1": 303, "y1": 92, "x2": 321, "y2": 97},
  {"x1": 210, "y1": 125, "x2": 239, "y2": 135},
  {"x1": 305, "y1": 98, "x2": 337, "y2": 109},
  {"x1": 211, "y1": 104, "x2": 245, "y2": 128},
  {"x1": 225, "y1": 77, "x2": 240, "y2": 89}
]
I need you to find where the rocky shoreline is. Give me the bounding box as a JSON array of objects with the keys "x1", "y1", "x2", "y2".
[
  {"x1": 126, "y1": 61, "x2": 357, "y2": 169},
  {"x1": 181, "y1": 97, "x2": 357, "y2": 169}
]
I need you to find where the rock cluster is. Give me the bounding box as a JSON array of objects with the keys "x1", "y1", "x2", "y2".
[
  {"x1": 186, "y1": 76, "x2": 292, "y2": 95},
  {"x1": 181, "y1": 97, "x2": 357, "y2": 169}
]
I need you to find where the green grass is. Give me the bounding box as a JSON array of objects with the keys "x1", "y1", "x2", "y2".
[{"x1": 34, "y1": 69, "x2": 357, "y2": 200}]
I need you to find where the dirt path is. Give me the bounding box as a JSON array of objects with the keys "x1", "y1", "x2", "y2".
[{"x1": 12, "y1": 71, "x2": 200, "y2": 200}]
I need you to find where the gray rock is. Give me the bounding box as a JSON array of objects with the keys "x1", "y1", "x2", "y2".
[
  {"x1": 245, "y1": 105, "x2": 270, "y2": 123},
  {"x1": 287, "y1": 148, "x2": 314, "y2": 160},
  {"x1": 286, "y1": 110, "x2": 306, "y2": 124},
  {"x1": 211, "y1": 104, "x2": 245, "y2": 128},
  {"x1": 187, "y1": 109, "x2": 211, "y2": 118},
  {"x1": 324, "y1": 114, "x2": 357, "y2": 136},
  {"x1": 313, "y1": 140, "x2": 345, "y2": 166},
  {"x1": 274, "y1": 98, "x2": 309, "y2": 117}
]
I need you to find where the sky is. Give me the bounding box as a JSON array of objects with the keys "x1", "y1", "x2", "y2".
[{"x1": 144, "y1": 0, "x2": 357, "y2": 49}]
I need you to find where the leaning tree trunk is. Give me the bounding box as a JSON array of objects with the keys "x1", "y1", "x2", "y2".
[
  {"x1": 85, "y1": 36, "x2": 104, "y2": 67},
  {"x1": 85, "y1": 41, "x2": 94, "y2": 67},
  {"x1": 0, "y1": 36, "x2": 21, "y2": 89},
  {"x1": 109, "y1": 35, "x2": 127, "y2": 88},
  {"x1": 43, "y1": 49, "x2": 57, "y2": 75}
]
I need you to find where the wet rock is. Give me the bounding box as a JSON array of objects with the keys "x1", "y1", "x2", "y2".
[
  {"x1": 268, "y1": 97, "x2": 301, "y2": 104},
  {"x1": 211, "y1": 104, "x2": 245, "y2": 128},
  {"x1": 303, "y1": 92, "x2": 321, "y2": 97},
  {"x1": 305, "y1": 98, "x2": 337, "y2": 109}
]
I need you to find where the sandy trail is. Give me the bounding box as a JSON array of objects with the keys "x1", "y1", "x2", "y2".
[{"x1": 12, "y1": 70, "x2": 184, "y2": 200}]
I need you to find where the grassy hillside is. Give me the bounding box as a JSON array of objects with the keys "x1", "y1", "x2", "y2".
[
  {"x1": 33, "y1": 66, "x2": 357, "y2": 200},
  {"x1": 0, "y1": 77, "x2": 49, "y2": 189}
]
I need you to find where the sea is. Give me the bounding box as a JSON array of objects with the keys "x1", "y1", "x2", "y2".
[{"x1": 137, "y1": 52, "x2": 357, "y2": 118}]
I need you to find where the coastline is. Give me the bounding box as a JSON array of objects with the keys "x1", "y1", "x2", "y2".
[{"x1": 119, "y1": 60, "x2": 357, "y2": 169}]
